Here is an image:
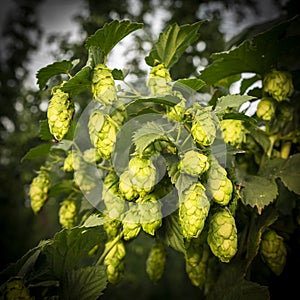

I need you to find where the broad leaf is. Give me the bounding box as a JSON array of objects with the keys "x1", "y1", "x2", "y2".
[
  {"x1": 145, "y1": 21, "x2": 206, "y2": 68},
  {"x1": 214, "y1": 95, "x2": 255, "y2": 114},
  {"x1": 36, "y1": 60, "x2": 73, "y2": 89},
  {"x1": 39, "y1": 120, "x2": 53, "y2": 141},
  {"x1": 61, "y1": 266, "x2": 107, "y2": 300},
  {"x1": 48, "y1": 180, "x2": 74, "y2": 197},
  {"x1": 200, "y1": 17, "x2": 300, "y2": 84},
  {"x1": 112, "y1": 68, "x2": 125, "y2": 80},
  {"x1": 174, "y1": 78, "x2": 206, "y2": 92},
  {"x1": 85, "y1": 20, "x2": 143, "y2": 56},
  {"x1": 82, "y1": 214, "x2": 107, "y2": 228},
  {"x1": 248, "y1": 126, "x2": 271, "y2": 154},
  {"x1": 21, "y1": 143, "x2": 51, "y2": 162}
]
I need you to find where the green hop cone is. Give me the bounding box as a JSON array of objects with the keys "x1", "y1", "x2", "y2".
[
  {"x1": 59, "y1": 194, "x2": 80, "y2": 229},
  {"x1": 260, "y1": 230, "x2": 287, "y2": 275},
  {"x1": 256, "y1": 97, "x2": 276, "y2": 121},
  {"x1": 166, "y1": 91, "x2": 186, "y2": 122},
  {"x1": 102, "y1": 171, "x2": 125, "y2": 218},
  {"x1": 47, "y1": 87, "x2": 74, "y2": 141},
  {"x1": 138, "y1": 193, "x2": 162, "y2": 236},
  {"x1": 3, "y1": 277, "x2": 33, "y2": 300},
  {"x1": 263, "y1": 69, "x2": 294, "y2": 102},
  {"x1": 91, "y1": 64, "x2": 117, "y2": 105},
  {"x1": 128, "y1": 156, "x2": 157, "y2": 194},
  {"x1": 147, "y1": 63, "x2": 172, "y2": 96},
  {"x1": 83, "y1": 148, "x2": 102, "y2": 164},
  {"x1": 191, "y1": 109, "x2": 217, "y2": 146},
  {"x1": 29, "y1": 168, "x2": 50, "y2": 214},
  {"x1": 88, "y1": 110, "x2": 118, "y2": 159},
  {"x1": 103, "y1": 217, "x2": 122, "y2": 239},
  {"x1": 178, "y1": 150, "x2": 210, "y2": 177},
  {"x1": 206, "y1": 156, "x2": 233, "y2": 206},
  {"x1": 104, "y1": 239, "x2": 126, "y2": 284},
  {"x1": 179, "y1": 182, "x2": 210, "y2": 240},
  {"x1": 74, "y1": 164, "x2": 97, "y2": 194},
  {"x1": 63, "y1": 151, "x2": 74, "y2": 172},
  {"x1": 122, "y1": 204, "x2": 141, "y2": 241},
  {"x1": 119, "y1": 170, "x2": 138, "y2": 201},
  {"x1": 220, "y1": 119, "x2": 247, "y2": 148},
  {"x1": 146, "y1": 241, "x2": 166, "y2": 283},
  {"x1": 207, "y1": 208, "x2": 237, "y2": 263}
]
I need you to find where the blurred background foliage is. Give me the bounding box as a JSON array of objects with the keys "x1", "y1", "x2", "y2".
[{"x1": 0, "y1": 0, "x2": 299, "y2": 298}]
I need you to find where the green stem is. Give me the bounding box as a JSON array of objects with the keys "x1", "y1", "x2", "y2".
[{"x1": 280, "y1": 141, "x2": 292, "y2": 159}]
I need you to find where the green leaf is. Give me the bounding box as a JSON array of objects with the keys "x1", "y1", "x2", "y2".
[
  {"x1": 61, "y1": 66, "x2": 92, "y2": 97},
  {"x1": 43, "y1": 227, "x2": 106, "y2": 279},
  {"x1": 21, "y1": 143, "x2": 51, "y2": 162},
  {"x1": 36, "y1": 60, "x2": 73, "y2": 89},
  {"x1": 82, "y1": 214, "x2": 107, "y2": 228},
  {"x1": 39, "y1": 120, "x2": 53, "y2": 141},
  {"x1": 236, "y1": 169, "x2": 278, "y2": 213},
  {"x1": 160, "y1": 212, "x2": 185, "y2": 254},
  {"x1": 200, "y1": 17, "x2": 300, "y2": 84},
  {"x1": 85, "y1": 20, "x2": 143, "y2": 56},
  {"x1": 112, "y1": 68, "x2": 125, "y2": 80},
  {"x1": 214, "y1": 95, "x2": 255, "y2": 114},
  {"x1": 145, "y1": 21, "x2": 206, "y2": 68},
  {"x1": 174, "y1": 78, "x2": 206, "y2": 92},
  {"x1": 48, "y1": 180, "x2": 74, "y2": 197},
  {"x1": 248, "y1": 126, "x2": 271, "y2": 154},
  {"x1": 61, "y1": 266, "x2": 107, "y2": 300}
]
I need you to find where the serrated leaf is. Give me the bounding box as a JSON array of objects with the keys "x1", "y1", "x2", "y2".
[
  {"x1": 82, "y1": 214, "x2": 107, "y2": 228},
  {"x1": 200, "y1": 17, "x2": 300, "y2": 84},
  {"x1": 21, "y1": 143, "x2": 51, "y2": 162},
  {"x1": 248, "y1": 126, "x2": 271, "y2": 154},
  {"x1": 161, "y1": 213, "x2": 185, "y2": 254},
  {"x1": 237, "y1": 172, "x2": 278, "y2": 214},
  {"x1": 61, "y1": 266, "x2": 107, "y2": 300},
  {"x1": 36, "y1": 60, "x2": 73, "y2": 89},
  {"x1": 214, "y1": 95, "x2": 255, "y2": 114},
  {"x1": 145, "y1": 21, "x2": 206, "y2": 68},
  {"x1": 174, "y1": 78, "x2": 206, "y2": 92},
  {"x1": 85, "y1": 20, "x2": 143, "y2": 56},
  {"x1": 43, "y1": 227, "x2": 106, "y2": 278},
  {"x1": 39, "y1": 120, "x2": 53, "y2": 141},
  {"x1": 61, "y1": 66, "x2": 92, "y2": 97}
]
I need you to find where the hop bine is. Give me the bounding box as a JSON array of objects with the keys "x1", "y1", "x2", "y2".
[
  {"x1": 260, "y1": 230, "x2": 287, "y2": 275},
  {"x1": 263, "y1": 69, "x2": 294, "y2": 102},
  {"x1": 29, "y1": 168, "x2": 50, "y2": 214},
  {"x1": 179, "y1": 182, "x2": 210, "y2": 240},
  {"x1": 207, "y1": 208, "x2": 238, "y2": 263},
  {"x1": 146, "y1": 241, "x2": 166, "y2": 283},
  {"x1": 147, "y1": 63, "x2": 172, "y2": 96},
  {"x1": 47, "y1": 86, "x2": 74, "y2": 141}
]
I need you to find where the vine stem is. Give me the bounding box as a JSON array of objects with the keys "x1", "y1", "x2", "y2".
[{"x1": 96, "y1": 232, "x2": 123, "y2": 265}]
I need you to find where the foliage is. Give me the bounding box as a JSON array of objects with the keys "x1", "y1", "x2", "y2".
[{"x1": 1, "y1": 12, "x2": 300, "y2": 300}]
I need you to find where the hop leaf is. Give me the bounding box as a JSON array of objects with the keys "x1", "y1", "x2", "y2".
[
  {"x1": 47, "y1": 87, "x2": 74, "y2": 141},
  {"x1": 207, "y1": 208, "x2": 237, "y2": 263},
  {"x1": 260, "y1": 230, "x2": 287, "y2": 275},
  {"x1": 92, "y1": 64, "x2": 117, "y2": 105},
  {"x1": 263, "y1": 69, "x2": 294, "y2": 102},
  {"x1": 59, "y1": 194, "x2": 80, "y2": 229},
  {"x1": 206, "y1": 156, "x2": 233, "y2": 206},
  {"x1": 29, "y1": 168, "x2": 50, "y2": 214},
  {"x1": 146, "y1": 241, "x2": 166, "y2": 283},
  {"x1": 104, "y1": 239, "x2": 126, "y2": 284},
  {"x1": 179, "y1": 182, "x2": 210, "y2": 240},
  {"x1": 88, "y1": 110, "x2": 117, "y2": 159},
  {"x1": 178, "y1": 150, "x2": 210, "y2": 177},
  {"x1": 256, "y1": 97, "x2": 276, "y2": 121},
  {"x1": 147, "y1": 63, "x2": 172, "y2": 96},
  {"x1": 220, "y1": 119, "x2": 247, "y2": 148}
]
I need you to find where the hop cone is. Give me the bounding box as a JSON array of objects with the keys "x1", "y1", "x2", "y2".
[
  {"x1": 146, "y1": 242, "x2": 166, "y2": 283},
  {"x1": 138, "y1": 193, "x2": 162, "y2": 236},
  {"x1": 83, "y1": 148, "x2": 102, "y2": 164},
  {"x1": 220, "y1": 119, "x2": 247, "y2": 148},
  {"x1": 3, "y1": 277, "x2": 33, "y2": 300},
  {"x1": 260, "y1": 230, "x2": 287, "y2": 275},
  {"x1": 63, "y1": 151, "x2": 74, "y2": 172},
  {"x1": 119, "y1": 170, "x2": 138, "y2": 201},
  {"x1": 122, "y1": 204, "x2": 141, "y2": 240},
  {"x1": 102, "y1": 171, "x2": 125, "y2": 218},
  {"x1": 104, "y1": 240, "x2": 126, "y2": 284},
  {"x1": 207, "y1": 208, "x2": 237, "y2": 263},
  {"x1": 206, "y1": 156, "x2": 233, "y2": 206},
  {"x1": 185, "y1": 239, "x2": 209, "y2": 289},
  {"x1": 29, "y1": 168, "x2": 50, "y2": 214},
  {"x1": 103, "y1": 217, "x2": 122, "y2": 239},
  {"x1": 263, "y1": 69, "x2": 294, "y2": 102},
  {"x1": 74, "y1": 165, "x2": 96, "y2": 194},
  {"x1": 147, "y1": 63, "x2": 172, "y2": 96},
  {"x1": 166, "y1": 91, "x2": 186, "y2": 122},
  {"x1": 256, "y1": 97, "x2": 276, "y2": 121},
  {"x1": 191, "y1": 110, "x2": 216, "y2": 146},
  {"x1": 47, "y1": 87, "x2": 74, "y2": 141},
  {"x1": 178, "y1": 150, "x2": 210, "y2": 177},
  {"x1": 59, "y1": 194, "x2": 79, "y2": 229},
  {"x1": 92, "y1": 64, "x2": 117, "y2": 105},
  {"x1": 179, "y1": 182, "x2": 210, "y2": 240},
  {"x1": 88, "y1": 110, "x2": 117, "y2": 159}
]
